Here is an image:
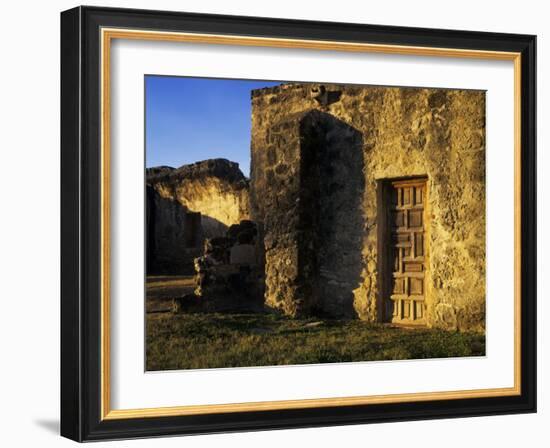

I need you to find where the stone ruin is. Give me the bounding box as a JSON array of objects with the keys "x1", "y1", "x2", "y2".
[
  {"x1": 150, "y1": 82, "x2": 487, "y2": 332},
  {"x1": 172, "y1": 220, "x2": 264, "y2": 313},
  {"x1": 248, "y1": 83, "x2": 486, "y2": 331},
  {"x1": 146, "y1": 159, "x2": 250, "y2": 275}
]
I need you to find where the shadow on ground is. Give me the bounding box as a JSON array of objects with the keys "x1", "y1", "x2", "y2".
[{"x1": 34, "y1": 419, "x2": 59, "y2": 435}]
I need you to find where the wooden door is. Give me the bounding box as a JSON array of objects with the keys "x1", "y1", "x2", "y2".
[{"x1": 386, "y1": 178, "x2": 427, "y2": 325}]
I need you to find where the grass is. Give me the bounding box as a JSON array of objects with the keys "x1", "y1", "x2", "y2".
[{"x1": 146, "y1": 312, "x2": 485, "y2": 371}]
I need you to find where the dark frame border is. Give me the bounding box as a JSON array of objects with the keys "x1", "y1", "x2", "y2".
[{"x1": 61, "y1": 6, "x2": 536, "y2": 442}]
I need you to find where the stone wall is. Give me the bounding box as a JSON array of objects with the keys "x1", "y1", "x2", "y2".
[
  {"x1": 193, "y1": 220, "x2": 264, "y2": 311},
  {"x1": 146, "y1": 185, "x2": 202, "y2": 274},
  {"x1": 250, "y1": 83, "x2": 486, "y2": 331},
  {"x1": 257, "y1": 110, "x2": 364, "y2": 317},
  {"x1": 147, "y1": 159, "x2": 250, "y2": 238},
  {"x1": 147, "y1": 159, "x2": 250, "y2": 275}
]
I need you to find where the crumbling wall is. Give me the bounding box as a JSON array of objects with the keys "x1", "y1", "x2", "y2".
[
  {"x1": 251, "y1": 83, "x2": 486, "y2": 331},
  {"x1": 192, "y1": 220, "x2": 263, "y2": 311},
  {"x1": 146, "y1": 185, "x2": 202, "y2": 274},
  {"x1": 146, "y1": 159, "x2": 251, "y2": 275},
  {"x1": 147, "y1": 159, "x2": 250, "y2": 238}
]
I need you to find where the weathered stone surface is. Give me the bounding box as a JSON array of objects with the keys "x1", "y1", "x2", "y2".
[
  {"x1": 147, "y1": 158, "x2": 250, "y2": 238},
  {"x1": 146, "y1": 185, "x2": 202, "y2": 274},
  {"x1": 146, "y1": 158, "x2": 250, "y2": 274},
  {"x1": 250, "y1": 83, "x2": 486, "y2": 331},
  {"x1": 230, "y1": 244, "x2": 256, "y2": 265},
  {"x1": 193, "y1": 220, "x2": 263, "y2": 311},
  {"x1": 253, "y1": 109, "x2": 365, "y2": 318}
]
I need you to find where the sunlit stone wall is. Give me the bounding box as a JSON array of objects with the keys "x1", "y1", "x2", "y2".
[
  {"x1": 251, "y1": 83, "x2": 486, "y2": 331},
  {"x1": 146, "y1": 159, "x2": 250, "y2": 274}
]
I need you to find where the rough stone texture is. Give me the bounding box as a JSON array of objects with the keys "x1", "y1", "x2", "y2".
[
  {"x1": 146, "y1": 159, "x2": 250, "y2": 275},
  {"x1": 146, "y1": 185, "x2": 202, "y2": 274},
  {"x1": 255, "y1": 110, "x2": 365, "y2": 318},
  {"x1": 193, "y1": 220, "x2": 263, "y2": 311},
  {"x1": 258, "y1": 112, "x2": 311, "y2": 316},
  {"x1": 250, "y1": 83, "x2": 486, "y2": 331},
  {"x1": 147, "y1": 158, "x2": 250, "y2": 238},
  {"x1": 230, "y1": 244, "x2": 256, "y2": 265}
]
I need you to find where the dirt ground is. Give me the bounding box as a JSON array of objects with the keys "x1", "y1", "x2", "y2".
[{"x1": 146, "y1": 275, "x2": 195, "y2": 312}]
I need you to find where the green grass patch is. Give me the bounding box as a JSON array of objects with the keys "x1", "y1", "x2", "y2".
[{"x1": 146, "y1": 312, "x2": 485, "y2": 371}]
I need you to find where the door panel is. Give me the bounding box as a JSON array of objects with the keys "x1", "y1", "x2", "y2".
[{"x1": 386, "y1": 179, "x2": 427, "y2": 325}]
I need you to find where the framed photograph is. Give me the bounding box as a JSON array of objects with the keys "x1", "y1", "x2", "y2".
[{"x1": 60, "y1": 6, "x2": 536, "y2": 441}]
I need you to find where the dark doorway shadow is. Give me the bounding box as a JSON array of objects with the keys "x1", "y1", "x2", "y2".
[{"x1": 299, "y1": 110, "x2": 365, "y2": 318}]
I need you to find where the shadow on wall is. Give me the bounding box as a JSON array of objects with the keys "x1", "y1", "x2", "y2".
[
  {"x1": 201, "y1": 215, "x2": 230, "y2": 240},
  {"x1": 299, "y1": 111, "x2": 365, "y2": 318},
  {"x1": 146, "y1": 186, "x2": 228, "y2": 275}
]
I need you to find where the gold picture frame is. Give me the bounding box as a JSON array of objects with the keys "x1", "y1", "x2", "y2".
[{"x1": 61, "y1": 6, "x2": 536, "y2": 441}]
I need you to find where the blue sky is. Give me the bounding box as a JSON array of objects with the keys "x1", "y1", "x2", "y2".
[{"x1": 145, "y1": 76, "x2": 281, "y2": 177}]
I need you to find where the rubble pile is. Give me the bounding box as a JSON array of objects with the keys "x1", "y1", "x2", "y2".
[{"x1": 172, "y1": 220, "x2": 263, "y2": 313}]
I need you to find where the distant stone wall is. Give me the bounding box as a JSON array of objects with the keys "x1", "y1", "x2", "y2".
[
  {"x1": 147, "y1": 159, "x2": 250, "y2": 275},
  {"x1": 251, "y1": 83, "x2": 486, "y2": 331},
  {"x1": 148, "y1": 159, "x2": 250, "y2": 238},
  {"x1": 146, "y1": 186, "x2": 202, "y2": 274}
]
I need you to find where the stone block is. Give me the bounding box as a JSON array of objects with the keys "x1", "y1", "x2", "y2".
[{"x1": 230, "y1": 244, "x2": 256, "y2": 265}]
